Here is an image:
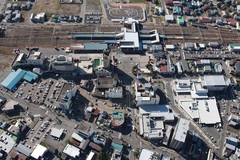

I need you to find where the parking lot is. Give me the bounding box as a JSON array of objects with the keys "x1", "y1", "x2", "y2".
[{"x1": 84, "y1": 13, "x2": 102, "y2": 24}]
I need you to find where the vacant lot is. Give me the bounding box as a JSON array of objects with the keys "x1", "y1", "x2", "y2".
[
  {"x1": 85, "y1": 0, "x2": 101, "y2": 14},
  {"x1": 33, "y1": 0, "x2": 82, "y2": 16},
  {"x1": 0, "y1": 47, "x2": 15, "y2": 82}
]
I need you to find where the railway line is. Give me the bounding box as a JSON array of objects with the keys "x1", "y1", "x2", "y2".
[{"x1": 0, "y1": 24, "x2": 239, "y2": 48}]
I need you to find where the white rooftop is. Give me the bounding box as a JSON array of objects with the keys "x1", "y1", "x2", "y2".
[
  {"x1": 180, "y1": 98, "x2": 221, "y2": 124},
  {"x1": 139, "y1": 149, "x2": 154, "y2": 160},
  {"x1": 0, "y1": 131, "x2": 16, "y2": 153},
  {"x1": 174, "y1": 118, "x2": 189, "y2": 142},
  {"x1": 72, "y1": 132, "x2": 84, "y2": 142},
  {"x1": 50, "y1": 128, "x2": 64, "y2": 138},
  {"x1": 31, "y1": 144, "x2": 47, "y2": 159},
  {"x1": 119, "y1": 28, "x2": 139, "y2": 48},
  {"x1": 203, "y1": 75, "x2": 227, "y2": 86},
  {"x1": 63, "y1": 144, "x2": 80, "y2": 158}
]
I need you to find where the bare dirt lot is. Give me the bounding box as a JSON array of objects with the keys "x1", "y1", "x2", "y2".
[
  {"x1": 33, "y1": 0, "x2": 82, "y2": 16},
  {"x1": 0, "y1": 47, "x2": 15, "y2": 82},
  {"x1": 85, "y1": 0, "x2": 102, "y2": 14}
]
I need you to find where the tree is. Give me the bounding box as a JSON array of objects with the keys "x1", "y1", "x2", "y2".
[{"x1": 97, "y1": 150, "x2": 110, "y2": 160}]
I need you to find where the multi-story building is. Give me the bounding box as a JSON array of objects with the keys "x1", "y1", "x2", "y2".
[
  {"x1": 51, "y1": 55, "x2": 76, "y2": 72},
  {"x1": 55, "y1": 81, "x2": 77, "y2": 111},
  {"x1": 135, "y1": 79, "x2": 159, "y2": 106},
  {"x1": 13, "y1": 52, "x2": 45, "y2": 68},
  {"x1": 170, "y1": 118, "x2": 189, "y2": 150}
]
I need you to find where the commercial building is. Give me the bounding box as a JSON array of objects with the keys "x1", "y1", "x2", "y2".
[
  {"x1": 138, "y1": 105, "x2": 175, "y2": 140},
  {"x1": 1, "y1": 100, "x2": 18, "y2": 113},
  {"x1": 135, "y1": 79, "x2": 159, "y2": 106},
  {"x1": 55, "y1": 81, "x2": 77, "y2": 111},
  {"x1": 31, "y1": 144, "x2": 47, "y2": 159},
  {"x1": 92, "y1": 77, "x2": 123, "y2": 99},
  {"x1": 7, "y1": 119, "x2": 27, "y2": 137},
  {"x1": 13, "y1": 52, "x2": 44, "y2": 68},
  {"x1": 0, "y1": 131, "x2": 17, "y2": 154},
  {"x1": 1, "y1": 69, "x2": 26, "y2": 91},
  {"x1": 50, "y1": 128, "x2": 64, "y2": 138},
  {"x1": 173, "y1": 78, "x2": 222, "y2": 125},
  {"x1": 51, "y1": 55, "x2": 76, "y2": 72},
  {"x1": 111, "y1": 139, "x2": 123, "y2": 160},
  {"x1": 201, "y1": 75, "x2": 228, "y2": 91},
  {"x1": 111, "y1": 111, "x2": 125, "y2": 129},
  {"x1": 170, "y1": 118, "x2": 189, "y2": 150},
  {"x1": 63, "y1": 144, "x2": 80, "y2": 159},
  {"x1": 16, "y1": 144, "x2": 32, "y2": 157},
  {"x1": 139, "y1": 149, "x2": 154, "y2": 160},
  {"x1": 228, "y1": 44, "x2": 240, "y2": 52}
]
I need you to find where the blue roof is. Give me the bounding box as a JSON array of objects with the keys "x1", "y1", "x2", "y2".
[
  {"x1": 83, "y1": 43, "x2": 108, "y2": 50},
  {"x1": 111, "y1": 142, "x2": 123, "y2": 151},
  {"x1": 23, "y1": 71, "x2": 38, "y2": 82},
  {"x1": 73, "y1": 33, "x2": 116, "y2": 38},
  {"x1": 1, "y1": 69, "x2": 26, "y2": 90}
]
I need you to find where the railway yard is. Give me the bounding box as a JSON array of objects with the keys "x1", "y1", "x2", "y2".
[{"x1": 0, "y1": 24, "x2": 239, "y2": 48}]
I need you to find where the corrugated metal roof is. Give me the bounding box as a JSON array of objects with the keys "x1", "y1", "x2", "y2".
[
  {"x1": 73, "y1": 33, "x2": 116, "y2": 38},
  {"x1": 16, "y1": 144, "x2": 32, "y2": 156},
  {"x1": 1, "y1": 69, "x2": 26, "y2": 90},
  {"x1": 23, "y1": 71, "x2": 38, "y2": 82},
  {"x1": 83, "y1": 43, "x2": 107, "y2": 50}
]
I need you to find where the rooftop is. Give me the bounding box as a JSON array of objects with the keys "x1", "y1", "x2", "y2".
[
  {"x1": 139, "y1": 149, "x2": 154, "y2": 160},
  {"x1": 31, "y1": 144, "x2": 47, "y2": 159},
  {"x1": 50, "y1": 128, "x2": 64, "y2": 138},
  {"x1": 56, "y1": 82, "x2": 75, "y2": 104},
  {"x1": 112, "y1": 111, "x2": 125, "y2": 127},
  {"x1": 0, "y1": 131, "x2": 16, "y2": 154},
  {"x1": 202, "y1": 75, "x2": 227, "y2": 86},
  {"x1": 180, "y1": 98, "x2": 221, "y2": 124},
  {"x1": 2, "y1": 100, "x2": 18, "y2": 111},
  {"x1": 63, "y1": 144, "x2": 80, "y2": 158},
  {"x1": 173, "y1": 118, "x2": 189, "y2": 142}
]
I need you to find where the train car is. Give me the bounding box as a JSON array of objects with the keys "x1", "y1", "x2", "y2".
[{"x1": 191, "y1": 22, "x2": 207, "y2": 28}]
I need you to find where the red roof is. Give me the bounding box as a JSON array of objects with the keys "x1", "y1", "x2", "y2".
[
  {"x1": 174, "y1": 4, "x2": 182, "y2": 7},
  {"x1": 159, "y1": 65, "x2": 168, "y2": 72},
  {"x1": 226, "y1": 18, "x2": 236, "y2": 26},
  {"x1": 166, "y1": 0, "x2": 173, "y2": 5},
  {"x1": 202, "y1": 4, "x2": 208, "y2": 10},
  {"x1": 92, "y1": 108, "x2": 100, "y2": 115},
  {"x1": 71, "y1": 138, "x2": 81, "y2": 146},
  {"x1": 89, "y1": 142, "x2": 102, "y2": 152},
  {"x1": 18, "y1": 153, "x2": 27, "y2": 160},
  {"x1": 9, "y1": 151, "x2": 18, "y2": 159},
  {"x1": 198, "y1": 19, "x2": 212, "y2": 23}
]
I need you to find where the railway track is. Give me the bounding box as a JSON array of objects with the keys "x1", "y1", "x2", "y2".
[{"x1": 0, "y1": 24, "x2": 239, "y2": 48}]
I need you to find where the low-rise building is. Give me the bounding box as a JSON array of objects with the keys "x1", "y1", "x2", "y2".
[
  {"x1": 30, "y1": 144, "x2": 47, "y2": 159},
  {"x1": 0, "y1": 131, "x2": 17, "y2": 154},
  {"x1": 63, "y1": 144, "x2": 80, "y2": 159},
  {"x1": 30, "y1": 13, "x2": 45, "y2": 23},
  {"x1": 228, "y1": 44, "x2": 240, "y2": 52}
]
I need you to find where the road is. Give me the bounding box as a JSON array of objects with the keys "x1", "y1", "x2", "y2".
[{"x1": 163, "y1": 81, "x2": 218, "y2": 151}]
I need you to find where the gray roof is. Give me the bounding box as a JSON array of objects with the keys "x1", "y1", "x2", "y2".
[
  {"x1": 84, "y1": 43, "x2": 107, "y2": 50},
  {"x1": 16, "y1": 144, "x2": 32, "y2": 156},
  {"x1": 79, "y1": 139, "x2": 90, "y2": 150},
  {"x1": 181, "y1": 60, "x2": 190, "y2": 72}
]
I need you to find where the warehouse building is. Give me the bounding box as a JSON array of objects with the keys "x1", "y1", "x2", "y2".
[{"x1": 1, "y1": 69, "x2": 26, "y2": 91}]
